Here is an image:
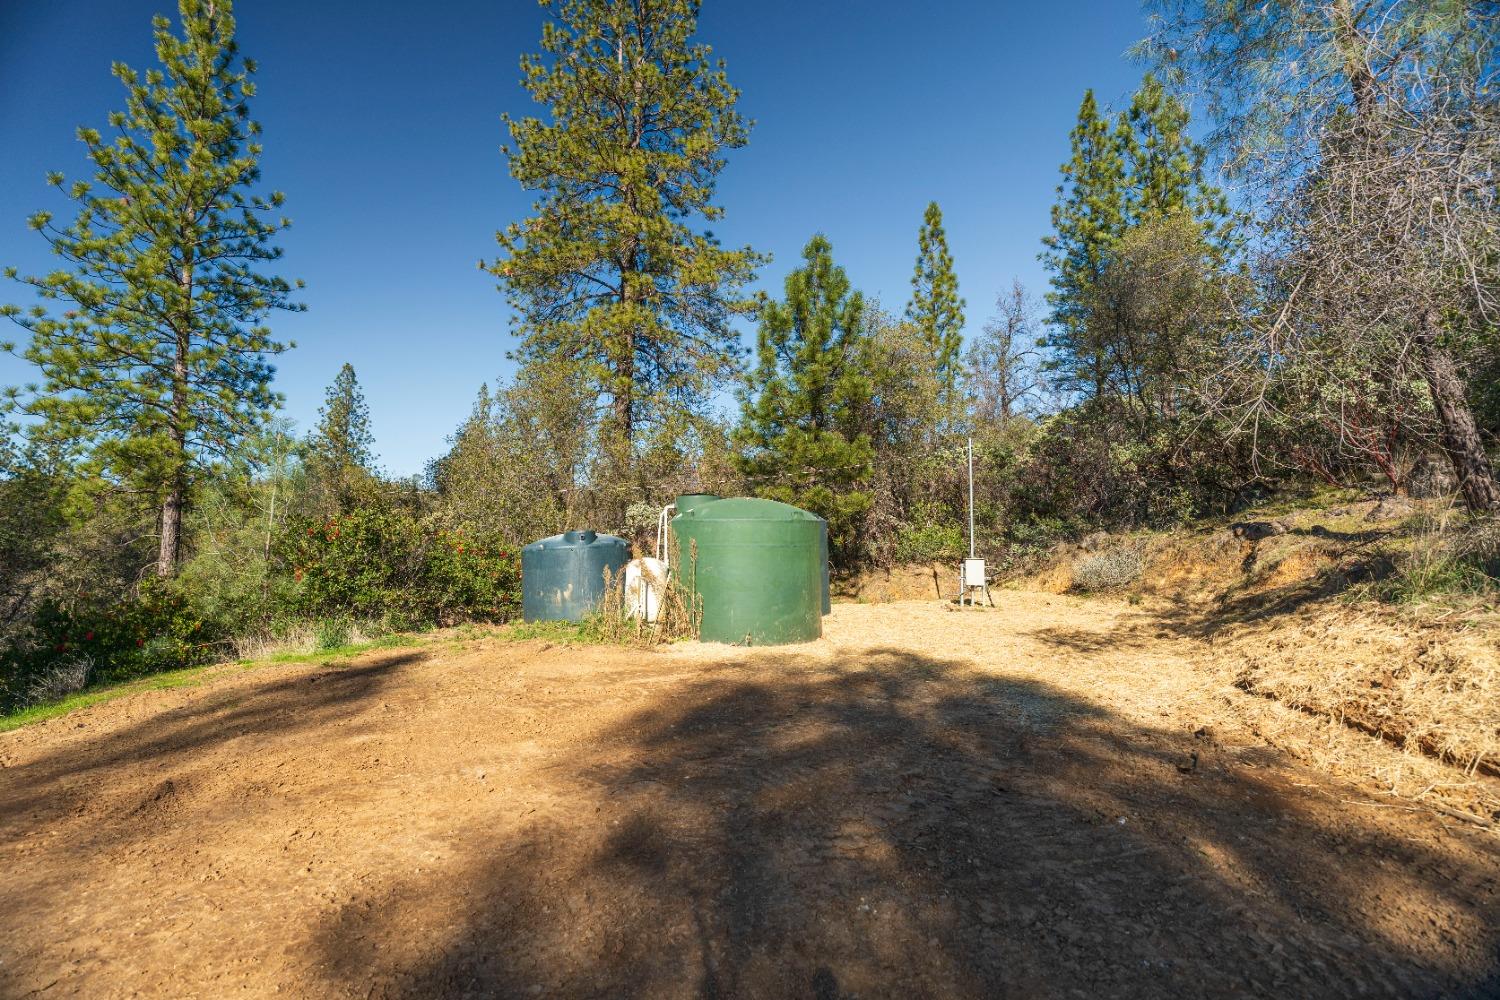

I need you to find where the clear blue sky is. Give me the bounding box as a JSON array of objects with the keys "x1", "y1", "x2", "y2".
[{"x1": 0, "y1": 0, "x2": 1149, "y2": 476}]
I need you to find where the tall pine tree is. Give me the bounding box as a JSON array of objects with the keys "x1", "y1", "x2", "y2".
[
  {"x1": 1040, "y1": 90, "x2": 1128, "y2": 402},
  {"x1": 1, "y1": 0, "x2": 299, "y2": 577},
  {"x1": 906, "y1": 201, "x2": 965, "y2": 422},
  {"x1": 310, "y1": 364, "x2": 374, "y2": 473},
  {"x1": 736, "y1": 235, "x2": 873, "y2": 561},
  {"x1": 1109, "y1": 73, "x2": 1233, "y2": 427},
  {"x1": 488, "y1": 0, "x2": 763, "y2": 476},
  {"x1": 1041, "y1": 78, "x2": 1230, "y2": 408}
]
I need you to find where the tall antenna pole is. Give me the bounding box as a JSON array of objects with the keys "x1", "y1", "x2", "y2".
[{"x1": 967, "y1": 436, "x2": 975, "y2": 559}]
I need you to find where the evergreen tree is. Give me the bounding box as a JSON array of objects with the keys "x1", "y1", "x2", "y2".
[
  {"x1": 1120, "y1": 74, "x2": 1233, "y2": 241},
  {"x1": 906, "y1": 201, "x2": 965, "y2": 420},
  {"x1": 1042, "y1": 78, "x2": 1232, "y2": 410},
  {"x1": 1, "y1": 0, "x2": 300, "y2": 577},
  {"x1": 1040, "y1": 90, "x2": 1128, "y2": 401},
  {"x1": 736, "y1": 235, "x2": 872, "y2": 562},
  {"x1": 1108, "y1": 75, "x2": 1234, "y2": 426},
  {"x1": 310, "y1": 364, "x2": 374, "y2": 474},
  {"x1": 488, "y1": 0, "x2": 764, "y2": 469},
  {"x1": 306, "y1": 363, "x2": 374, "y2": 516}
]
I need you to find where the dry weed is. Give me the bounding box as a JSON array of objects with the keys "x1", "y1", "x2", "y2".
[
  {"x1": 24, "y1": 655, "x2": 93, "y2": 707},
  {"x1": 1073, "y1": 546, "x2": 1146, "y2": 592},
  {"x1": 586, "y1": 546, "x2": 703, "y2": 646}
]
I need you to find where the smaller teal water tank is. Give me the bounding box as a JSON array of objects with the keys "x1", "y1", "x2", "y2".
[{"x1": 521, "y1": 530, "x2": 630, "y2": 622}]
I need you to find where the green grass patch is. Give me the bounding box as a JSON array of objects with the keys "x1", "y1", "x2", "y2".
[
  {"x1": 1238, "y1": 486, "x2": 1364, "y2": 521},
  {"x1": 495, "y1": 619, "x2": 590, "y2": 644},
  {"x1": 1, "y1": 632, "x2": 426, "y2": 734},
  {"x1": 0, "y1": 661, "x2": 240, "y2": 733},
  {"x1": 259, "y1": 631, "x2": 419, "y2": 665},
  {"x1": 1369, "y1": 555, "x2": 1498, "y2": 606}
]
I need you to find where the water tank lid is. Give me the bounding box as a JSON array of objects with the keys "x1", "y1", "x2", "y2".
[
  {"x1": 677, "y1": 497, "x2": 822, "y2": 522},
  {"x1": 524, "y1": 530, "x2": 626, "y2": 550},
  {"x1": 673, "y1": 493, "x2": 721, "y2": 515}
]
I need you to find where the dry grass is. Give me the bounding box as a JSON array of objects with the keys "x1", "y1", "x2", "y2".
[
  {"x1": 229, "y1": 619, "x2": 392, "y2": 662},
  {"x1": 586, "y1": 557, "x2": 703, "y2": 647},
  {"x1": 23, "y1": 655, "x2": 93, "y2": 708},
  {"x1": 1072, "y1": 546, "x2": 1147, "y2": 592},
  {"x1": 1218, "y1": 606, "x2": 1500, "y2": 779},
  {"x1": 1177, "y1": 646, "x2": 1499, "y2": 823},
  {"x1": 940, "y1": 498, "x2": 1499, "y2": 803},
  {"x1": 805, "y1": 599, "x2": 1500, "y2": 824}
]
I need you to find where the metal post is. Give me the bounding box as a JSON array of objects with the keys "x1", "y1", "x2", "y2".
[{"x1": 967, "y1": 436, "x2": 975, "y2": 559}]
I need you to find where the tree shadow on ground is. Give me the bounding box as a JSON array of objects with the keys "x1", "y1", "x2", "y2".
[
  {"x1": 1210, "y1": 556, "x2": 1396, "y2": 630},
  {"x1": 0, "y1": 651, "x2": 418, "y2": 843},
  {"x1": 307, "y1": 647, "x2": 1500, "y2": 1000},
  {"x1": 1119, "y1": 551, "x2": 1400, "y2": 646}
]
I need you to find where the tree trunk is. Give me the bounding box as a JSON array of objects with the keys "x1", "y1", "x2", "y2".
[
  {"x1": 1416, "y1": 308, "x2": 1500, "y2": 512},
  {"x1": 157, "y1": 484, "x2": 183, "y2": 578},
  {"x1": 612, "y1": 344, "x2": 634, "y2": 444},
  {"x1": 614, "y1": 243, "x2": 638, "y2": 447},
  {"x1": 158, "y1": 261, "x2": 193, "y2": 577}
]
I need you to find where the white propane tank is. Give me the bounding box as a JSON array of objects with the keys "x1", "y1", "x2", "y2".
[{"x1": 624, "y1": 557, "x2": 668, "y2": 623}]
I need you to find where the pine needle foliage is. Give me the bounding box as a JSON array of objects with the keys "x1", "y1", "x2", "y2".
[
  {"x1": 737, "y1": 235, "x2": 873, "y2": 561},
  {"x1": 1040, "y1": 75, "x2": 1230, "y2": 406},
  {"x1": 306, "y1": 363, "x2": 376, "y2": 517},
  {"x1": 1040, "y1": 89, "x2": 1128, "y2": 402},
  {"x1": 488, "y1": 0, "x2": 765, "y2": 453},
  {"x1": 906, "y1": 201, "x2": 965, "y2": 421},
  {"x1": 1, "y1": 0, "x2": 301, "y2": 577}
]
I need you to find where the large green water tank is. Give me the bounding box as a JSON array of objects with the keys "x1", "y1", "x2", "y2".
[
  {"x1": 671, "y1": 497, "x2": 826, "y2": 645},
  {"x1": 521, "y1": 530, "x2": 629, "y2": 622},
  {"x1": 673, "y1": 494, "x2": 830, "y2": 617}
]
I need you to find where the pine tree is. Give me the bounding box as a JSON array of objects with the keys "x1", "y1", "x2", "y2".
[
  {"x1": 736, "y1": 235, "x2": 873, "y2": 561},
  {"x1": 1040, "y1": 90, "x2": 1128, "y2": 401},
  {"x1": 488, "y1": 0, "x2": 764, "y2": 466},
  {"x1": 1042, "y1": 79, "x2": 1232, "y2": 412},
  {"x1": 1107, "y1": 74, "x2": 1235, "y2": 427},
  {"x1": 306, "y1": 363, "x2": 375, "y2": 516},
  {"x1": 906, "y1": 201, "x2": 965, "y2": 420},
  {"x1": 1, "y1": 0, "x2": 300, "y2": 577},
  {"x1": 311, "y1": 364, "x2": 374, "y2": 473},
  {"x1": 1120, "y1": 74, "x2": 1232, "y2": 241}
]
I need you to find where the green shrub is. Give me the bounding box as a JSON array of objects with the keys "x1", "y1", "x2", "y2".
[
  {"x1": 315, "y1": 616, "x2": 353, "y2": 651},
  {"x1": 893, "y1": 503, "x2": 966, "y2": 562},
  {"x1": 282, "y1": 508, "x2": 521, "y2": 626},
  {"x1": 0, "y1": 582, "x2": 224, "y2": 712}
]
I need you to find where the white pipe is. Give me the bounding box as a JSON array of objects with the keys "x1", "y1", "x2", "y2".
[
  {"x1": 967, "y1": 436, "x2": 976, "y2": 559},
  {"x1": 656, "y1": 504, "x2": 676, "y2": 567}
]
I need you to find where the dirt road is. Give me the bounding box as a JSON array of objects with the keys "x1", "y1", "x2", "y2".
[{"x1": 2, "y1": 595, "x2": 1497, "y2": 998}]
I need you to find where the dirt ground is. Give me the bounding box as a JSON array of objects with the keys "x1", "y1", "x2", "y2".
[{"x1": 3, "y1": 594, "x2": 1498, "y2": 999}]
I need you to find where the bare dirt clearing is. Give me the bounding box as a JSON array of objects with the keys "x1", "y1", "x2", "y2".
[{"x1": 2, "y1": 595, "x2": 1497, "y2": 998}]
